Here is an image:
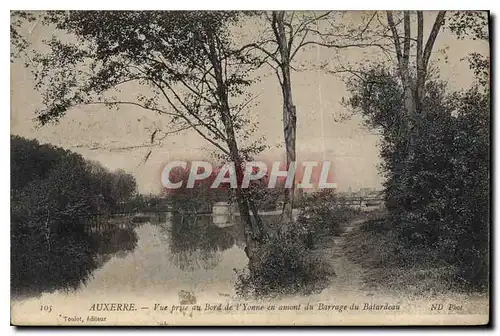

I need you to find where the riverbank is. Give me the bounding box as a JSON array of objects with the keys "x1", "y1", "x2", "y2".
[
  {"x1": 342, "y1": 213, "x2": 489, "y2": 300},
  {"x1": 11, "y1": 214, "x2": 489, "y2": 326},
  {"x1": 304, "y1": 211, "x2": 489, "y2": 320}
]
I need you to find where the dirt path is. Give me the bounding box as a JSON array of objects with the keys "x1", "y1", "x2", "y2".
[
  {"x1": 313, "y1": 218, "x2": 371, "y2": 295},
  {"x1": 306, "y1": 218, "x2": 489, "y2": 320}
]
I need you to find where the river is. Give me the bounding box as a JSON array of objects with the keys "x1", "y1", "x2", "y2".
[
  {"x1": 84, "y1": 214, "x2": 248, "y2": 298},
  {"x1": 11, "y1": 213, "x2": 489, "y2": 326},
  {"x1": 12, "y1": 213, "x2": 250, "y2": 303}
]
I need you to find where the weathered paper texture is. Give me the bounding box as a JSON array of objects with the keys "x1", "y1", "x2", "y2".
[{"x1": 10, "y1": 10, "x2": 490, "y2": 326}]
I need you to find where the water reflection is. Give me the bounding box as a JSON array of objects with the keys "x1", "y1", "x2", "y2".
[
  {"x1": 92, "y1": 212, "x2": 246, "y2": 282},
  {"x1": 12, "y1": 212, "x2": 250, "y2": 299},
  {"x1": 11, "y1": 216, "x2": 142, "y2": 299},
  {"x1": 91, "y1": 223, "x2": 140, "y2": 268},
  {"x1": 160, "y1": 213, "x2": 245, "y2": 271},
  {"x1": 73, "y1": 214, "x2": 248, "y2": 298}
]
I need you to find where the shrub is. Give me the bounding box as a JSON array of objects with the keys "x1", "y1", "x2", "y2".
[
  {"x1": 11, "y1": 136, "x2": 138, "y2": 296},
  {"x1": 295, "y1": 190, "x2": 361, "y2": 247},
  {"x1": 234, "y1": 232, "x2": 333, "y2": 298},
  {"x1": 346, "y1": 68, "x2": 489, "y2": 291}
]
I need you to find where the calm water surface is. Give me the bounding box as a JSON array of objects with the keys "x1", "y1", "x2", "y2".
[{"x1": 87, "y1": 214, "x2": 248, "y2": 297}]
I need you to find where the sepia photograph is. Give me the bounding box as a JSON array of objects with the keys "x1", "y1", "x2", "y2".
[{"x1": 9, "y1": 9, "x2": 490, "y2": 326}]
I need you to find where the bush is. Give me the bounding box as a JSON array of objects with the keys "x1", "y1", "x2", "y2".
[
  {"x1": 347, "y1": 68, "x2": 489, "y2": 291},
  {"x1": 11, "y1": 135, "x2": 138, "y2": 296},
  {"x1": 234, "y1": 232, "x2": 333, "y2": 298},
  {"x1": 295, "y1": 190, "x2": 361, "y2": 247}
]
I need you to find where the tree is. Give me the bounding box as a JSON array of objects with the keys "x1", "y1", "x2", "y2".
[
  {"x1": 241, "y1": 11, "x2": 386, "y2": 229},
  {"x1": 449, "y1": 86, "x2": 489, "y2": 288},
  {"x1": 11, "y1": 135, "x2": 139, "y2": 295},
  {"x1": 344, "y1": 11, "x2": 490, "y2": 288},
  {"x1": 447, "y1": 11, "x2": 490, "y2": 88},
  {"x1": 386, "y1": 11, "x2": 446, "y2": 115},
  {"x1": 111, "y1": 169, "x2": 137, "y2": 203},
  {"x1": 13, "y1": 10, "x2": 273, "y2": 267},
  {"x1": 336, "y1": 11, "x2": 489, "y2": 160},
  {"x1": 384, "y1": 11, "x2": 447, "y2": 168},
  {"x1": 164, "y1": 164, "x2": 227, "y2": 213},
  {"x1": 10, "y1": 11, "x2": 36, "y2": 61},
  {"x1": 326, "y1": 11, "x2": 447, "y2": 160}
]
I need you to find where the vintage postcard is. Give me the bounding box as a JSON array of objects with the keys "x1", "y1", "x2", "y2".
[{"x1": 10, "y1": 10, "x2": 490, "y2": 326}]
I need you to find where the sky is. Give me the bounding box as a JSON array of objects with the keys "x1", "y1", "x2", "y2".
[{"x1": 10, "y1": 11, "x2": 489, "y2": 194}]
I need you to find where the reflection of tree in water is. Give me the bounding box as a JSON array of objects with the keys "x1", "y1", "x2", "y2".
[
  {"x1": 11, "y1": 219, "x2": 141, "y2": 299},
  {"x1": 91, "y1": 222, "x2": 139, "y2": 269},
  {"x1": 166, "y1": 213, "x2": 244, "y2": 271}
]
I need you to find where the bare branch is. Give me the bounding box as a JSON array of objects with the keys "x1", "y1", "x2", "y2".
[
  {"x1": 386, "y1": 11, "x2": 403, "y2": 68},
  {"x1": 423, "y1": 11, "x2": 447, "y2": 71},
  {"x1": 290, "y1": 28, "x2": 309, "y2": 60},
  {"x1": 356, "y1": 12, "x2": 377, "y2": 40},
  {"x1": 402, "y1": 11, "x2": 411, "y2": 71},
  {"x1": 85, "y1": 100, "x2": 177, "y2": 117},
  {"x1": 415, "y1": 11, "x2": 424, "y2": 109},
  {"x1": 295, "y1": 40, "x2": 393, "y2": 53},
  {"x1": 238, "y1": 42, "x2": 280, "y2": 65}
]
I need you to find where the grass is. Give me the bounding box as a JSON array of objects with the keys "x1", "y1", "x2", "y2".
[
  {"x1": 343, "y1": 210, "x2": 487, "y2": 297},
  {"x1": 234, "y1": 232, "x2": 334, "y2": 298}
]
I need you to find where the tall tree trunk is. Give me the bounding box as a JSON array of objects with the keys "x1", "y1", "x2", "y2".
[
  {"x1": 273, "y1": 11, "x2": 297, "y2": 230},
  {"x1": 281, "y1": 66, "x2": 296, "y2": 229},
  {"x1": 387, "y1": 11, "x2": 416, "y2": 119},
  {"x1": 415, "y1": 11, "x2": 425, "y2": 115},
  {"x1": 385, "y1": 10, "x2": 448, "y2": 218},
  {"x1": 206, "y1": 32, "x2": 265, "y2": 268},
  {"x1": 223, "y1": 107, "x2": 266, "y2": 270},
  {"x1": 387, "y1": 11, "x2": 445, "y2": 160}
]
